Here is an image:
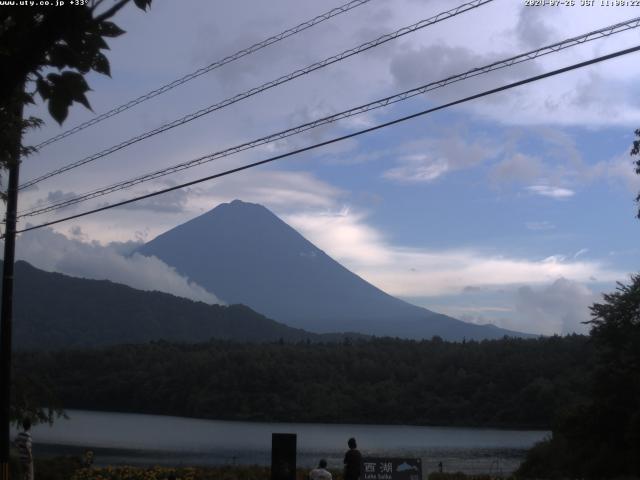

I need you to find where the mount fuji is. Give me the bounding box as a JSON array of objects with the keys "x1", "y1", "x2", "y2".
[{"x1": 138, "y1": 200, "x2": 530, "y2": 340}]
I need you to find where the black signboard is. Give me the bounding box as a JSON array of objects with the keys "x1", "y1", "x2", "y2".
[
  {"x1": 271, "y1": 433, "x2": 297, "y2": 480},
  {"x1": 361, "y1": 457, "x2": 422, "y2": 480}
]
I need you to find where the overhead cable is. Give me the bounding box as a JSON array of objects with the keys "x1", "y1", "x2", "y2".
[
  {"x1": 12, "y1": 44, "x2": 640, "y2": 236},
  {"x1": 20, "y1": 0, "x2": 494, "y2": 190},
  {"x1": 18, "y1": 15, "x2": 640, "y2": 218},
  {"x1": 34, "y1": 0, "x2": 374, "y2": 150}
]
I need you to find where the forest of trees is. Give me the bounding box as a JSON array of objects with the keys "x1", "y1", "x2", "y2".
[
  {"x1": 15, "y1": 334, "x2": 593, "y2": 429},
  {"x1": 4, "y1": 260, "x2": 359, "y2": 350}
]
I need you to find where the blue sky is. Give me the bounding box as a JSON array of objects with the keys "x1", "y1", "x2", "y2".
[{"x1": 6, "y1": 0, "x2": 640, "y2": 335}]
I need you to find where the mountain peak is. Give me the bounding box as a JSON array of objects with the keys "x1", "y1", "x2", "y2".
[
  {"x1": 222, "y1": 199, "x2": 262, "y2": 209},
  {"x1": 200, "y1": 199, "x2": 279, "y2": 223},
  {"x1": 138, "y1": 201, "x2": 531, "y2": 340},
  {"x1": 229, "y1": 199, "x2": 252, "y2": 207}
]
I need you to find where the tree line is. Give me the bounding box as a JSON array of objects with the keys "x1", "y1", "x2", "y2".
[{"x1": 15, "y1": 334, "x2": 593, "y2": 429}]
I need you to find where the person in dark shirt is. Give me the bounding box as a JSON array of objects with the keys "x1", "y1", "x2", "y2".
[{"x1": 343, "y1": 437, "x2": 362, "y2": 480}]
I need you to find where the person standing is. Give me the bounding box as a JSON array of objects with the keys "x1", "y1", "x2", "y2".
[
  {"x1": 82, "y1": 449, "x2": 94, "y2": 468},
  {"x1": 343, "y1": 437, "x2": 362, "y2": 480},
  {"x1": 310, "y1": 459, "x2": 332, "y2": 480},
  {"x1": 14, "y1": 418, "x2": 33, "y2": 480}
]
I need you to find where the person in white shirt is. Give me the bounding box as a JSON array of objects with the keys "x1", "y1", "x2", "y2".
[
  {"x1": 310, "y1": 459, "x2": 332, "y2": 480},
  {"x1": 14, "y1": 418, "x2": 33, "y2": 480}
]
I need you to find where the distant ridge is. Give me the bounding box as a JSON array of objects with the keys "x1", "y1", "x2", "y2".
[
  {"x1": 2, "y1": 260, "x2": 356, "y2": 350},
  {"x1": 138, "y1": 200, "x2": 532, "y2": 340}
]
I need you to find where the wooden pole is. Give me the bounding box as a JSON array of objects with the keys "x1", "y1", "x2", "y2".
[{"x1": 0, "y1": 91, "x2": 23, "y2": 480}]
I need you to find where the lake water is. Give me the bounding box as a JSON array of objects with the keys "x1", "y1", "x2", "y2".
[{"x1": 18, "y1": 410, "x2": 549, "y2": 476}]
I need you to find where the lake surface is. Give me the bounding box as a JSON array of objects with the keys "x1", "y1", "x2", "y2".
[{"x1": 18, "y1": 410, "x2": 549, "y2": 476}]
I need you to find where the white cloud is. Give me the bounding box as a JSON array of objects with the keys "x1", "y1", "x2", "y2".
[
  {"x1": 383, "y1": 133, "x2": 500, "y2": 183},
  {"x1": 424, "y1": 278, "x2": 602, "y2": 335},
  {"x1": 15, "y1": 170, "x2": 345, "y2": 245},
  {"x1": 188, "y1": 170, "x2": 345, "y2": 213},
  {"x1": 285, "y1": 207, "x2": 622, "y2": 298},
  {"x1": 284, "y1": 208, "x2": 393, "y2": 267},
  {"x1": 574, "y1": 248, "x2": 589, "y2": 259},
  {"x1": 12, "y1": 227, "x2": 223, "y2": 305},
  {"x1": 527, "y1": 185, "x2": 575, "y2": 198},
  {"x1": 383, "y1": 155, "x2": 449, "y2": 182},
  {"x1": 489, "y1": 135, "x2": 638, "y2": 200},
  {"x1": 525, "y1": 221, "x2": 555, "y2": 231},
  {"x1": 433, "y1": 305, "x2": 514, "y2": 315},
  {"x1": 589, "y1": 152, "x2": 640, "y2": 193},
  {"x1": 491, "y1": 153, "x2": 545, "y2": 184}
]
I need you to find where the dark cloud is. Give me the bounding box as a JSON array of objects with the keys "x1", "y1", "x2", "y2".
[
  {"x1": 119, "y1": 188, "x2": 189, "y2": 213},
  {"x1": 389, "y1": 43, "x2": 541, "y2": 100},
  {"x1": 514, "y1": 278, "x2": 597, "y2": 334},
  {"x1": 515, "y1": 7, "x2": 556, "y2": 48},
  {"x1": 462, "y1": 285, "x2": 483, "y2": 293},
  {"x1": 33, "y1": 190, "x2": 78, "y2": 209}
]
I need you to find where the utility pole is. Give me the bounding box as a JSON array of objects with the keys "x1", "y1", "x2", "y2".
[{"x1": 0, "y1": 91, "x2": 24, "y2": 480}]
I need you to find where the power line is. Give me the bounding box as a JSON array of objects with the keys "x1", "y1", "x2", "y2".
[
  {"x1": 33, "y1": 0, "x2": 373, "y2": 150},
  {"x1": 13, "y1": 44, "x2": 640, "y2": 237},
  {"x1": 18, "y1": 15, "x2": 640, "y2": 218},
  {"x1": 19, "y1": 0, "x2": 494, "y2": 190}
]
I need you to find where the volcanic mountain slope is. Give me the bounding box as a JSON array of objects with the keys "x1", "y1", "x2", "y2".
[{"x1": 138, "y1": 200, "x2": 531, "y2": 340}]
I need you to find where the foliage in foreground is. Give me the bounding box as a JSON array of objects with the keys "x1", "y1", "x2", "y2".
[
  {"x1": 518, "y1": 275, "x2": 640, "y2": 479},
  {"x1": 10, "y1": 457, "x2": 516, "y2": 480},
  {"x1": 69, "y1": 465, "x2": 508, "y2": 480},
  {"x1": 71, "y1": 465, "x2": 335, "y2": 480},
  {"x1": 2, "y1": 0, "x2": 152, "y2": 423},
  {"x1": 10, "y1": 455, "x2": 81, "y2": 480},
  {"x1": 427, "y1": 474, "x2": 510, "y2": 480},
  {"x1": 10, "y1": 460, "x2": 311, "y2": 480},
  {"x1": 1, "y1": 0, "x2": 151, "y2": 126}
]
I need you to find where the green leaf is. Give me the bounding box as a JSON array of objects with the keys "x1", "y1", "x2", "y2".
[
  {"x1": 92, "y1": 52, "x2": 111, "y2": 76},
  {"x1": 22, "y1": 92, "x2": 36, "y2": 105},
  {"x1": 47, "y1": 45, "x2": 77, "y2": 70},
  {"x1": 88, "y1": 32, "x2": 109, "y2": 51},
  {"x1": 43, "y1": 71, "x2": 93, "y2": 123},
  {"x1": 23, "y1": 116, "x2": 44, "y2": 129},
  {"x1": 75, "y1": 91, "x2": 92, "y2": 111},
  {"x1": 60, "y1": 71, "x2": 92, "y2": 110},
  {"x1": 20, "y1": 145, "x2": 38, "y2": 158},
  {"x1": 133, "y1": 0, "x2": 152, "y2": 10},
  {"x1": 48, "y1": 96, "x2": 68, "y2": 125},
  {"x1": 36, "y1": 77, "x2": 52, "y2": 100},
  {"x1": 99, "y1": 21, "x2": 125, "y2": 38}
]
